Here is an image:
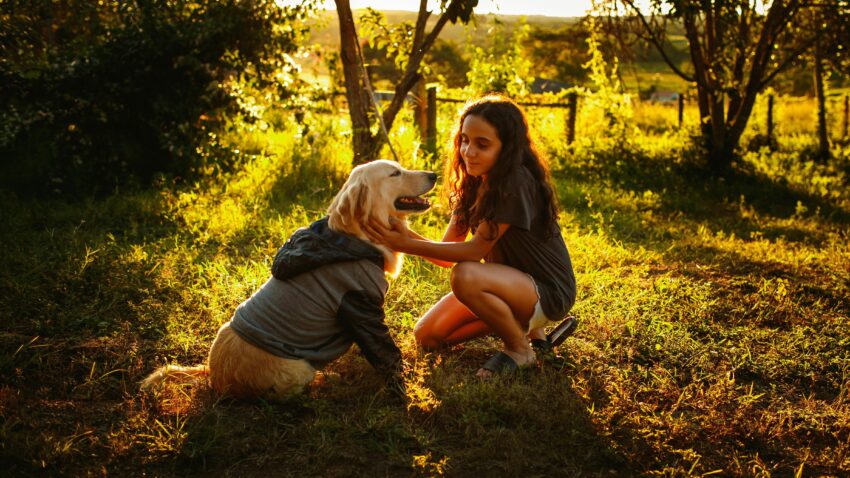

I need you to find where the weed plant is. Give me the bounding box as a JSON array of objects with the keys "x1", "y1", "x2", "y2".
[{"x1": 1, "y1": 100, "x2": 848, "y2": 476}]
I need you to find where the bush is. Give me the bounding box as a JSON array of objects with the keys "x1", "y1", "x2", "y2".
[
  {"x1": 0, "y1": 0, "x2": 312, "y2": 197},
  {"x1": 466, "y1": 18, "x2": 533, "y2": 97}
]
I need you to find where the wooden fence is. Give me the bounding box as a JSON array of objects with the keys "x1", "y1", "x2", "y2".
[
  {"x1": 412, "y1": 85, "x2": 684, "y2": 155},
  {"x1": 380, "y1": 86, "x2": 850, "y2": 155},
  {"x1": 413, "y1": 85, "x2": 581, "y2": 155}
]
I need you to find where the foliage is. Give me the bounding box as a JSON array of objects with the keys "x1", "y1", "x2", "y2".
[
  {"x1": 356, "y1": 13, "x2": 471, "y2": 88},
  {"x1": 581, "y1": 17, "x2": 634, "y2": 144},
  {"x1": 0, "y1": 0, "x2": 314, "y2": 197},
  {"x1": 465, "y1": 18, "x2": 533, "y2": 97},
  {"x1": 602, "y1": 0, "x2": 827, "y2": 170},
  {"x1": 525, "y1": 21, "x2": 591, "y2": 86},
  {"x1": 359, "y1": 8, "x2": 417, "y2": 75}
]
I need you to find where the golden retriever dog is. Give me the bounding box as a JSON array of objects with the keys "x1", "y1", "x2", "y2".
[{"x1": 141, "y1": 159, "x2": 436, "y2": 401}]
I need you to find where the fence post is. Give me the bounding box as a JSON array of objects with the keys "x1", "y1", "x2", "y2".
[
  {"x1": 413, "y1": 80, "x2": 427, "y2": 145},
  {"x1": 843, "y1": 94, "x2": 849, "y2": 140},
  {"x1": 426, "y1": 85, "x2": 437, "y2": 155},
  {"x1": 767, "y1": 94, "x2": 775, "y2": 145},
  {"x1": 566, "y1": 91, "x2": 577, "y2": 145},
  {"x1": 678, "y1": 93, "x2": 684, "y2": 129}
]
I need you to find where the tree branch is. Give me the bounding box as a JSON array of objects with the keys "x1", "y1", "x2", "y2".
[
  {"x1": 619, "y1": 0, "x2": 695, "y2": 82},
  {"x1": 380, "y1": 0, "x2": 456, "y2": 132},
  {"x1": 759, "y1": 37, "x2": 816, "y2": 89},
  {"x1": 411, "y1": 0, "x2": 429, "y2": 54}
]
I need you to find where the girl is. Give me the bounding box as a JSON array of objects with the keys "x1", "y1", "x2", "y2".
[{"x1": 365, "y1": 94, "x2": 577, "y2": 377}]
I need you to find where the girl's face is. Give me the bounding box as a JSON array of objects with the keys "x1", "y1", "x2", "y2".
[{"x1": 459, "y1": 114, "x2": 502, "y2": 178}]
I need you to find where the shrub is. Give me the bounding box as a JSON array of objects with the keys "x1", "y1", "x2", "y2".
[{"x1": 0, "y1": 0, "x2": 313, "y2": 197}]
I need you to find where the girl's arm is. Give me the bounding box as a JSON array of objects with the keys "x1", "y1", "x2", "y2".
[
  {"x1": 403, "y1": 216, "x2": 468, "y2": 268},
  {"x1": 365, "y1": 217, "x2": 509, "y2": 265}
]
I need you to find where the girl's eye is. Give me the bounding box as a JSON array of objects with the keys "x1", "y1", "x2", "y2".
[{"x1": 390, "y1": 170, "x2": 401, "y2": 177}]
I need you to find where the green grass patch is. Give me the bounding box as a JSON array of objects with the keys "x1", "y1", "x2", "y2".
[{"x1": 1, "y1": 110, "x2": 849, "y2": 476}]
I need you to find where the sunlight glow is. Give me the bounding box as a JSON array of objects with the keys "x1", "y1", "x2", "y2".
[{"x1": 279, "y1": 0, "x2": 595, "y2": 18}]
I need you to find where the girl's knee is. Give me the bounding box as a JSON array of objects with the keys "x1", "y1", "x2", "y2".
[
  {"x1": 450, "y1": 262, "x2": 481, "y2": 297},
  {"x1": 413, "y1": 325, "x2": 440, "y2": 350},
  {"x1": 413, "y1": 317, "x2": 439, "y2": 348},
  {"x1": 415, "y1": 335, "x2": 440, "y2": 351}
]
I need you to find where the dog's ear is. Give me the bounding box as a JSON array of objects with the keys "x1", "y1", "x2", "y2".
[
  {"x1": 353, "y1": 181, "x2": 373, "y2": 224},
  {"x1": 328, "y1": 178, "x2": 372, "y2": 232}
]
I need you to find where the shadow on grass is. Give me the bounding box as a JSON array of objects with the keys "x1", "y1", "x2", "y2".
[
  {"x1": 128, "y1": 346, "x2": 636, "y2": 477},
  {"x1": 0, "y1": 190, "x2": 183, "y2": 340},
  {"x1": 402, "y1": 343, "x2": 634, "y2": 476},
  {"x1": 0, "y1": 189, "x2": 203, "y2": 475}
]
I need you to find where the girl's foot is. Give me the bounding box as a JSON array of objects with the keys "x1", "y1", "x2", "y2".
[
  {"x1": 476, "y1": 348, "x2": 536, "y2": 378},
  {"x1": 527, "y1": 327, "x2": 546, "y2": 342}
]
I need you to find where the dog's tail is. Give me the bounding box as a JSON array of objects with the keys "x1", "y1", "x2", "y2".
[{"x1": 140, "y1": 364, "x2": 208, "y2": 391}]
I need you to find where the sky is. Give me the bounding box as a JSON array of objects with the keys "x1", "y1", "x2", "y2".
[{"x1": 301, "y1": 0, "x2": 595, "y2": 18}]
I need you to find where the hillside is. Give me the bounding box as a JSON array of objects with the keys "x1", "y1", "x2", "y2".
[{"x1": 306, "y1": 9, "x2": 582, "y2": 48}]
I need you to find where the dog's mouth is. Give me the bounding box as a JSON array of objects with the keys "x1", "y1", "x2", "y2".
[{"x1": 394, "y1": 195, "x2": 431, "y2": 212}]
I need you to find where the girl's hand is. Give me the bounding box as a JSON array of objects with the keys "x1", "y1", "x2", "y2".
[{"x1": 363, "y1": 217, "x2": 410, "y2": 250}]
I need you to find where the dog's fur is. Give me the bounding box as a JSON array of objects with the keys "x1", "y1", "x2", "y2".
[{"x1": 141, "y1": 160, "x2": 434, "y2": 401}]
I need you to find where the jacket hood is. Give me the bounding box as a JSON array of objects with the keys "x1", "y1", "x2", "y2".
[{"x1": 271, "y1": 217, "x2": 385, "y2": 281}]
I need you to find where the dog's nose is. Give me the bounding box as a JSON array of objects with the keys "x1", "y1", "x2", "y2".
[{"x1": 427, "y1": 172, "x2": 437, "y2": 182}]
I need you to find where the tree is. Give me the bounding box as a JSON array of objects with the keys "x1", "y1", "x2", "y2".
[
  {"x1": 526, "y1": 21, "x2": 592, "y2": 86},
  {"x1": 334, "y1": 0, "x2": 476, "y2": 164},
  {"x1": 809, "y1": 1, "x2": 850, "y2": 159},
  {"x1": 604, "y1": 0, "x2": 821, "y2": 171}
]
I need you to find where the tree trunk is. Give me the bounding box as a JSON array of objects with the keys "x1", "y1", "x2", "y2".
[
  {"x1": 335, "y1": 0, "x2": 381, "y2": 164},
  {"x1": 334, "y1": 0, "x2": 473, "y2": 164},
  {"x1": 621, "y1": 0, "x2": 811, "y2": 173},
  {"x1": 692, "y1": 61, "x2": 732, "y2": 170},
  {"x1": 682, "y1": 10, "x2": 729, "y2": 171},
  {"x1": 814, "y1": 42, "x2": 830, "y2": 160},
  {"x1": 724, "y1": 65, "x2": 769, "y2": 164}
]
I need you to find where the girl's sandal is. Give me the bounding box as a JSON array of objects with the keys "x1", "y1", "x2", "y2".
[
  {"x1": 531, "y1": 316, "x2": 579, "y2": 368},
  {"x1": 530, "y1": 339, "x2": 568, "y2": 367},
  {"x1": 547, "y1": 315, "x2": 578, "y2": 347},
  {"x1": 478, "y1": 352, "x2": 534, "y2": 378}
]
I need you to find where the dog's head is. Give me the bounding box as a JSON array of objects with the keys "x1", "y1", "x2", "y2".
[{"x1": 327, "y1": 159, "x2": 437, "y2": 276}]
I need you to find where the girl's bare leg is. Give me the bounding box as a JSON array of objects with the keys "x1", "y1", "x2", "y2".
[
  {"x1": 449, "y1": 262, "x2": 538, "y2": 377},
  {"x1": 414, "y1": 292, "x2": 491, "y2": 349}
]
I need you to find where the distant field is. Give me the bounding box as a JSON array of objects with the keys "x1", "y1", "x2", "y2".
[{"x1": 306, "y1": 9, "x2": 582, "y2": 48}]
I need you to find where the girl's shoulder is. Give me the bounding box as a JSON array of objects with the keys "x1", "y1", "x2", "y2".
[
  {"x1": 501, "y1": 166, "x2": 538, "y2": 198},
  {"x1": 489, "y1": 167, "x2": 542, "y2": 229}
]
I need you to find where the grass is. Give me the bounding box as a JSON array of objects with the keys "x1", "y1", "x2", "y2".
[{"x1": 1, "y1": 100, "x2": 849, "y2": 477}]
